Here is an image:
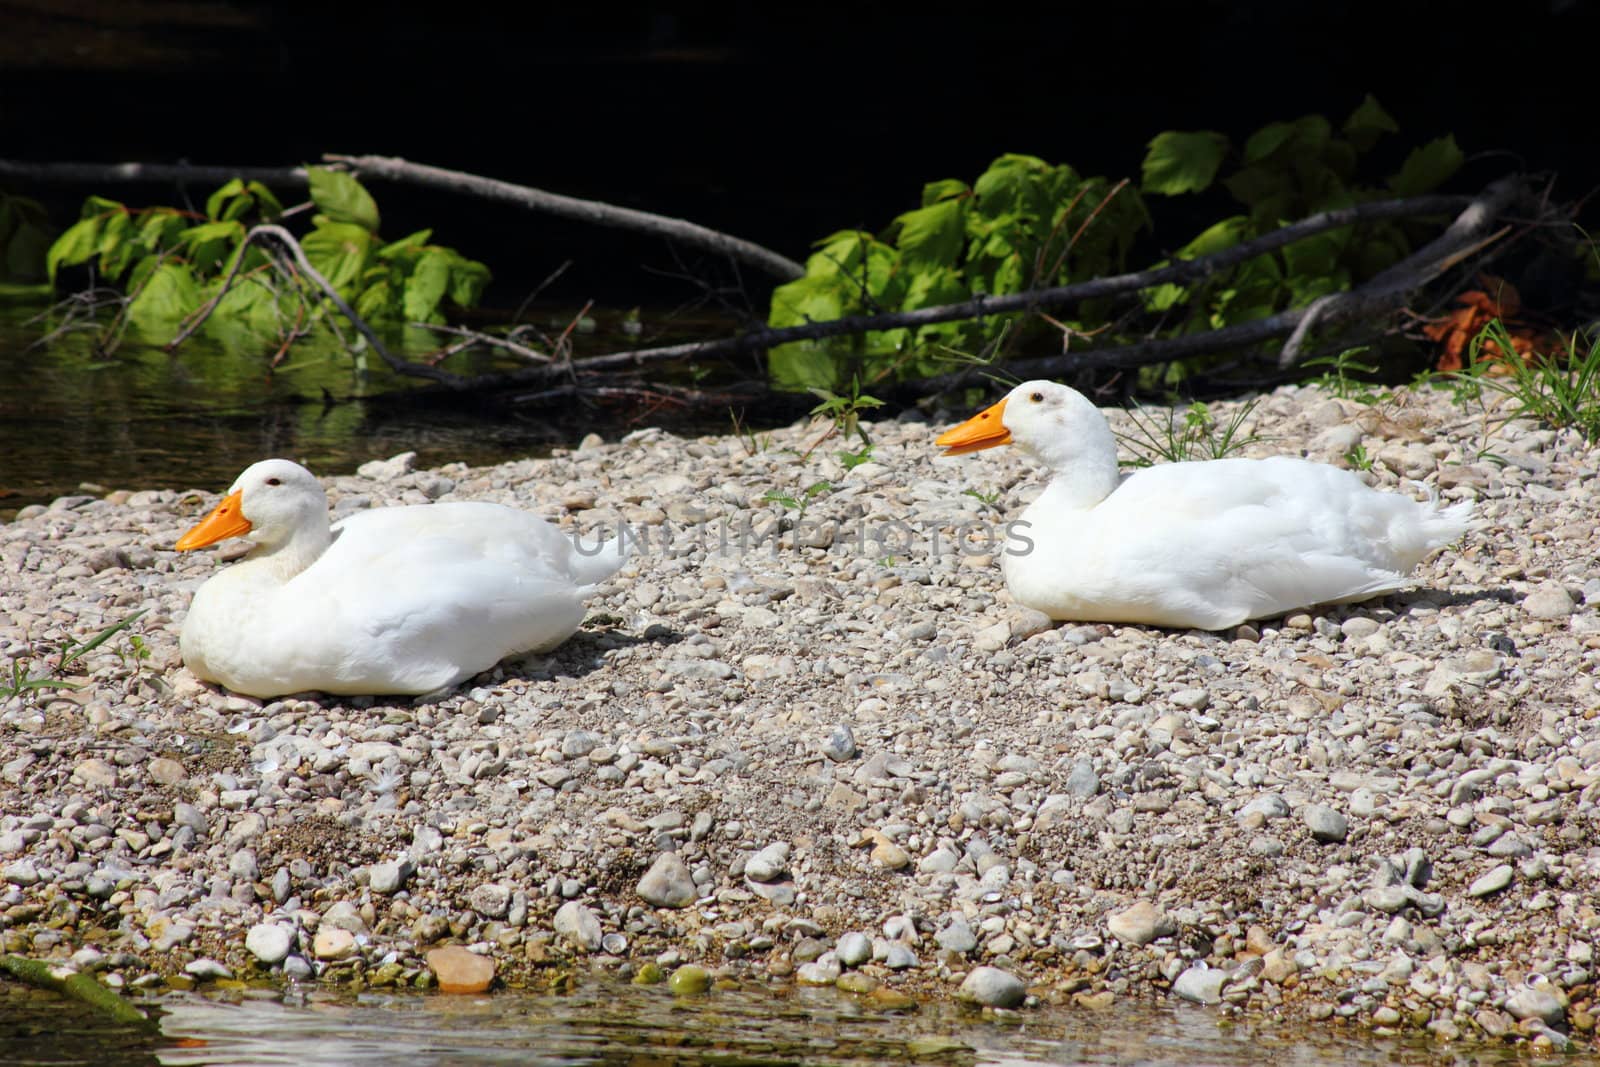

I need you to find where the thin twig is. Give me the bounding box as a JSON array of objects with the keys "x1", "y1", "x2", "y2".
[{"x1": 411, "y1": 323, "x2": 551, "y2": 364}]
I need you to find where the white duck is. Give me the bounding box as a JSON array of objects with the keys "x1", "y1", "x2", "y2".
[
  {"x1": 174, "y1": 459, "x2": 629, "y2": 697},
  {"x1": 936, "y1": 381, "x2": 1471, "y2": 629}
]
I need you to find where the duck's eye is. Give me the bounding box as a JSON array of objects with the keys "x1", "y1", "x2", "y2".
[
  {"x1": 265, "y1": 477, "x2": 282, "y2": 487},
  {"x1": 1029, "y1": 391, "x2": 1044, "y2": 403}
]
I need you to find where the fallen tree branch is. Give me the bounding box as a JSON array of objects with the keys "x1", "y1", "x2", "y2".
[
  {"x1": 196, "y1": 225, "x2": 470, "y2": 388},
  {"x1": 891, "y1": 180, "x2": 1528, "y2": 398},
  {"x1": 1, "y1": 154, "x2": 804, "y2": 282},
  {"x1": 438, "y1": 186, "x2": 1482, "y2": 396},
  {"x1": 324, "y1": 153, "x2": 806, "y2": 282},
  {"x1": 0, "y1": 159, "x2": 310, "y2": 188},
  {"x1": 1275, "y1": 177, "x2": 1524, "y2": 367},
  {"x1": 0, "y1": 954, "x2": 154, "y2": 1029}
]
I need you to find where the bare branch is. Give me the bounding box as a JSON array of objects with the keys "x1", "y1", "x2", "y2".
[
  {"x1": 410, "y1": 323, "x2": 551, "y2": 364},
  {"x1": 324, "y1": 153, "x2": 806, "y2": 282},
  {"x1": 1276, "y1": 177, "x2": 1524, "y2": 367},
  {"x1": 0, "y1": 159, "x2": 311, "y2": 188}
]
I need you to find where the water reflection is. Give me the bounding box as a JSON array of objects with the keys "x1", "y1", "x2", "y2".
[
  {"x1": 0, "y1": 304, "x2": 733, "y2": 514},
  {"x1": 0, "y1": 978, "x2": 1540, "y2": 1067}
]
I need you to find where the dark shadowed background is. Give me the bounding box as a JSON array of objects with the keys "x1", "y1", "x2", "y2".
[{"x1": 4, "y1": 2, "x2": 1597, "y2": 310}]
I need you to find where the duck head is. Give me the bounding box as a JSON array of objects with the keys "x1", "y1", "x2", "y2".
[
  {"x1": 937, "y1": 380, "x2": 1116, "y2": 472},
  {"x1": 176, "y1": 459, "x2": 328, "y2": 551}
]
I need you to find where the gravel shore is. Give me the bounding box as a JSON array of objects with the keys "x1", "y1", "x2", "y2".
[{"x1": 2, "y1": 381, "x2": 1597, "y2": 1052}]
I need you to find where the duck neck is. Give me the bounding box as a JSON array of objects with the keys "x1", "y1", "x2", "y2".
[
  {"x1": 244, "y1": 519, "x2": 332, "y2": 581},
  {"x1": 1020, "y1": 406, "x2": 1122, "y2": 510}
]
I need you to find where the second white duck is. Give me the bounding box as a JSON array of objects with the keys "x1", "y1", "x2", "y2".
[
  {"x1": 936, "y1": 381, "x2": 1472, "y2": 629},
  {"x1": 174, "y1": 459, "x2": 629, "y2": 697}
]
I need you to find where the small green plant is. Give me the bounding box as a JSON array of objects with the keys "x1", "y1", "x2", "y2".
[
  {"x1": 962, "y1": 487, "x2": 1004, "y2": 510},
  {"x1": 836, "y1": 443, "x2": 875, "y2": 471},
  {"x1": 1303, "y1": 346, "x2": 1391, "y2": 404},
  {"x1": 1117, "y1": 397, "x2": 1264, "y2": 467},
  {"x1": 729, "y1": 408, "x2": 772, "y2": 456},
  {"x1": 763, "y1": 480, "x2": 834, "y2": 524},
  {"x1": 810, "y1": 378, "x2": 884, "y2": 446},
  {"x1": 1344, "y1": 443, "x2": 1375, "y2": 471},
  {"x1": 1452, "y1": 320, "x2": 1600, "y2": 444},
  {"x1": 0, "y1": 610, "x2": 147, "y2": 701}
]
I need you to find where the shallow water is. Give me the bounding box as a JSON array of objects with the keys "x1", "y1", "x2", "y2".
[
  {"x1": 0, "y1": 980, "x2": 1537, "y2": 1067},
  {"x1": 0, "y1": 303, "x2": 733, "y2": 515}
]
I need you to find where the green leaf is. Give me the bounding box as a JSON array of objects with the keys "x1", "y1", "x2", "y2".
[
  {"x1": 96, "y1": 211, "x2": 137, "y2": 280},
  {"x1": 919, "y1": 179, "x2": 969, "y2": 207},
  {"x1": 1142, "y1": 281, "x2": 1187, "y2": 312},
  {"x1": 1244, "y1": 115, "x2": 1329, "y2": 164},
  {"x1": 301, "y1": 220, "x2": 372, "y2": 295},
  {"x1": 46, "y1": 217, "x2": 103, "y2": 282},
  {"x1": 768, "y1": 274, "x2": 845, "y2": 329},
  {"x1": 79, "y1": 195, "x2": 125, "y2": 221},
  {"x1": 376, "y1": 229, "x2": 434, "y2": 261},
  {"x1": 1387, "y1": 135, "x2": 1463, "y2": 196},
  {"x1": 354, "y1": 277, "x2": 397, "y2": 321},
  {"x1": 1342, "y1": 94, "x2": 1399, "y2": 153},
  {"x1": 178, "y1": 220, "x2": 246, "y2": 274},
  {"x1": 892, "y1": 198, "x2": 967, "y2": 269},
  {"x1": 245, "y1": 181, "x2": 284, "y2": 220},
  {"x1": 1223, "y1": 164, "x2": 1289, "y2": 208},
  {"x1": 1282, "y1": 228, "x2": 1350, "y2": 278},
  {"x1": 206, "y1": 179, "x2": 245, "y2": 222},
  {"x1": 127, "y1": 263, "x2": 202, "y2": 338},
  {"x1": 973, "y1": 154, "x2": 1053, "y2": 218},
  {"x1": 1176, "y1": 216, "x2": 1252, "y2": 258},
  {"x1": 3, "y1": 214, "x2": 52, "y2": 282},
  {"x1": 447, "y1": 257, "x2": 491, "y2": 308},
  {"x1": 306, "y1": 167, "x2": 380, "y2": 232},
  {"x1": 768, "y1": 343, "x2": 842, "y2": 392},
  {"x1": 402, "y1": 248, "x2": 451, "y2": 323},
  {"x1": 1141, "y1": 131, "x2": 1229, "y2": 196},
  {"x1": 136, "y1": 210, "x2": 186, "y2": 253}
]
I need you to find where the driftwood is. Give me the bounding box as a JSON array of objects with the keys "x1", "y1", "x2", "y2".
[
  {"x1": 0, "y1": 954, "x2": 154, "y2": 1029},
  {"x1": 0, "y1": 154, "x2": 803, "y2": 282}
]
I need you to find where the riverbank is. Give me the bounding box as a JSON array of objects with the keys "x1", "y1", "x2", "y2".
[{"x1": 1, "y1": 381, "x2": 1596, "y2": 1053}]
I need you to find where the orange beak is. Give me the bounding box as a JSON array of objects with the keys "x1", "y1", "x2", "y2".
[
  {"x1": 175, "y1": 490, "x2": 252, "y2": 550},
  {"x1": 936, "y1": 397, "x2": 1012, "y2": 456}
]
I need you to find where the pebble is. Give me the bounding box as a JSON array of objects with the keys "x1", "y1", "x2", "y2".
[
  {"x1": 744, "y1": 843, "x2": 790, "y2": 883},
  {"x1": 426, "y1": 945, "x2": 494, "y2": 993},
  {"x1": 957, "y1": 966, "x2": 1026, "y2": 1008},
  {"x1": 2, "y1": 384, "x2": 1596, "y2": 1045},
  {"x1": 637, "y1": 852, "x2": 697, "y2": 908},
  {"x1": 1468, "y1": 864, "x2": 1515, "y2": 898},
  {"x1": 836, "y1": 932, "x2": 872, "y2": 967},
  {"x1": 936, "y1": 916, "x2": 978, "y2": 954},
  {"x1": 1302, "y1": 804, "x2": 1349, "y2": 843},
  {"x1": 1506, "y1": 986, "x2": 1566, "y2": 1026},
  {"x1": 821, "y1": 724, "x2": 858, "y2": 762},
  {"x1": 553, "y1": 901, "x2": 603, "y2": 952},
  {"x1": 1173, "y1": 964, "x2": 1229, "y2": 1005},
  {"x1": 1106, "y1": 901, "x2": 1175, "y2": 946},
  {"x1": 245, "y1": 923, "x2": 294, "y2": 965},
  {"x1": 369, "y1": 859, "x2": 414, "y2": 895},
  {"x1": 312, "y1": 927, "x2": 356, "y2": 961},
  {"x1": 1522, "y1": 581, "x2": 1575, "y2": 619},
  {"x1": 667, "y1": 964, "x2": 710, "y2": 995}
]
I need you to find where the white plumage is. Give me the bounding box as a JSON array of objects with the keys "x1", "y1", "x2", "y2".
[
  {"x1": 937, "y1": 381, "x2": 1471, "y2": 629},
  {"x1": 175, "y1": 459, "x2": 627, "y2": 697}
]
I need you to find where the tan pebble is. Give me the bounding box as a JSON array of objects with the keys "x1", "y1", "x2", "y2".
[
  {"x1": 312, "y1": 927, "x2": 357, "y2": 961},
  {"x1": 871, "y1": 842, "x2": 911, "y2": 870},
  {"x1": 426, "y1": 945, "x2": 495, "y2": 993}
]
